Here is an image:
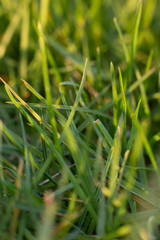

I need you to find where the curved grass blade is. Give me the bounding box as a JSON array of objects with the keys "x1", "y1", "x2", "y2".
[{"x1": 0, "y1": 77, "x2": 53, "y2": 134}]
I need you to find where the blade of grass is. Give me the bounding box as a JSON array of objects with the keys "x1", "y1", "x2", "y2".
[
  {"x1": 46, "y1": 36, "x2": 83, "y2": 66},
  {"x1": 100, "y1": 66, "x2": 156, "y2": 113},
  {"x1": 60, "y1": 58, "x2": 88, "y2": 142},
  {"x1": 19, "y1": 113, "x2": 31, "y2": 188},
  {"x1": 38, "y1": 21, "x2": 62, "y2": 154},
  {"x1": 2, "y1": 122, "x2": 42, "y2": 160},
  {"x1": 39, "y1": 0, "x2": 50, "y2": 29},
  {"x1": 127, "y1": 99, "x2": 141, "y2": 150},
  {"x1": 36, "y1": 191, "x2": 56, "y2": 240},
  {"x1": 11, "y1": 159, "x2": 24, "y2": 240},
  {"x1": 0, "y1": 120, "x2": 5, "y2": 195},
  {"x1": 145, "y1": 49, "x2": 154, "y2": 73},
  {"x1": 134, "y1": 118, "x2": 160, "y2": 186},
  {"x1": 106, "y1": 115, "x2": 123, "y2": 226},
  {"x1": 46, "y1": 47, "x2": 62, "y2": 86},
  {"x1": 135, "y1": 67, "x2": 150, "y2": 115},
  {"x1": 111, "y1": 62, "x2": 118, "y2": 127},
  {"x1": 20, "y1": 1, "x2": 30, "y2": 79},
  {"x1": 113, "y1": 17, "x2": 129, "y2": 63},
  {"x1": 118, "y1": 67, "x2": 127, "y2": 153},
  {"x1": 96, "y1": 46, "x2": 102, "y2": 90},
  {"x1": 128, "y1": 0, "x2": 142, "y2": 83},
  {"x1": 0, "y1": 77, "x2": 54, "y2": 134}
]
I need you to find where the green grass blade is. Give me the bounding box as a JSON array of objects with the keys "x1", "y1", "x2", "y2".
[
  {"x1": 128, "y1": 0, "x2": 142, "y2": 82},
  {"x1": 113, "y1": 17, "x2": 129, "y2": 63},
  {"x1": 131, "y1": 0, "x2": 142, "y2": 58},
  {"x1": 38, "y1": 21, "x2": 62, "y2": 154},
  {"x1": 134, "y1": 118, "x2": 160, "y2": 185},
  {"x1": 145, "y1": 49, "x2": 154, "y2": 73},
  {"x1": 110, "y1": 62, "x2": 118, "y2": 127},
  {"x1": 39, "y1": 0, "x2": 50, "y2": 29},
  {"x1": 127, "y1": 99, "x2": 141, "y2": 150},
  {"x1": 20, "y1": 1, "x2": 29, "y2": 79},
  {"x1": 96, "y1": 46, "x2": 102, "y2": 90},
  {"x1": 135, "y1": 67, "x2": 150, "y2": 115},
  {"x1": 36, "y1": 192, "x2": 56, "y2": 240},
  {"x1": 100, "y1": 67, "x2": 156, "y2": 113},
  {"x1": 46, "y1": 36, "x2": 83, "y2": 66},
  {"x1": 19, "y1": 113, "x2": 31, "y2": 188},
  {"x1": 118, "y1": 67, "x2": 127, "y2": 153},
  {"x1": 60, "y1": 58, "x2": 88, "y2": 141},
  {"x1": 94, "y1": 119, "x2": 113, "y2": 148}
]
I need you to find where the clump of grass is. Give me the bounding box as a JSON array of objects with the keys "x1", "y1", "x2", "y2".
[{"x1": 0, "y1": 0, "x2": 160, "y2": 239}]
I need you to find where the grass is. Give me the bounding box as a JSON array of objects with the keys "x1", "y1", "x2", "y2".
[{"x1": 0, "y1": 0, "x2": 160, "y2": 239}]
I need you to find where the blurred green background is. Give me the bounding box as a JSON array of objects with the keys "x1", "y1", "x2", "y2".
[{"x1": 0, "y1": 0, "x2": 160, "y2": 88}]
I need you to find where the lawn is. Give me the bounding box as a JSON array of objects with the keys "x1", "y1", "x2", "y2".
[{"x1": 0, "y1": 0, "x2": 160, "y2": 239}]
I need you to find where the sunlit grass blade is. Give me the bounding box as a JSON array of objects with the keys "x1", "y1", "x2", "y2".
[
  {"x1": 21, "y1": 79, "x2": 46, "y2": 103},
  {"x1": 143, "y1": 0, "x2": 157, "y2": 27},
  {"x1": 101, "y1": 225, "x2": 131, "y2": 240},
  {"x1": 39, "y1": 0, "x2": 50, "y2": 29},
  {"x1": 0, "y1": 77, "x2": 53, "y2": 133},
  {"x1": 118, "y1": 67, "x2": 127, "y2": 153},
  {"x1": 110, "y1": 62, "x2": 118, "y2": 127}
]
